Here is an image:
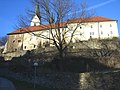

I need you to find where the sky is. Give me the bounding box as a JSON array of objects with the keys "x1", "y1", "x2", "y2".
[{"x1": 0, "y1": 0, "x2": 120, "y2": 37}]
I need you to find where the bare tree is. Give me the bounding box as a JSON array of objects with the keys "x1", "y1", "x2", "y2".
[{"x1": 16, "y1": 0, "x2": 94, "y2": 70}]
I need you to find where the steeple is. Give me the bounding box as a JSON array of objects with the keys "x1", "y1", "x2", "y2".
[
  {"x1": 35, "y1": 4, "x2": 41, "y2": 21},
  {"x1": 30, "y1": 4, "x2": 41, "y2": 26}
]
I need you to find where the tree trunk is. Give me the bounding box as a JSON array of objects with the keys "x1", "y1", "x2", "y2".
[{"x1": 58, "y1": 50, "x2": 64, "y2": 71}]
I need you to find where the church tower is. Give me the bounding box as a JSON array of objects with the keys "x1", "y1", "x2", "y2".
[{"x1": 31, "y1": 4, "x2": 41, "y2": 26}]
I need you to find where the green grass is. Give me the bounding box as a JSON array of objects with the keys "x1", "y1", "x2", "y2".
[{"x1": 0, "y1": 73, "x2": 58, "y2": 90}]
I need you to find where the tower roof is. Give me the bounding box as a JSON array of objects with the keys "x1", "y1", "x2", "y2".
[{"x1": 35, "y1": 4, "x2": 41, "y2": 19}]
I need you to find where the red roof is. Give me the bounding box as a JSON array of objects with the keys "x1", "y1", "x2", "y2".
[
  {"x1": 8, "y1": 22, "x2": 66, "y2": 35},
  {"x1": 8, "y1": 16, "x2": 116, "y2": 35},
  {"x1": 68, "y1": 16, "x2": 115, "y2": 23}
]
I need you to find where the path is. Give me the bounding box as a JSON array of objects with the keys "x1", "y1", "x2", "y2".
[{"x1": 0, "y1": 77, "x2": 16, "y2": 90}]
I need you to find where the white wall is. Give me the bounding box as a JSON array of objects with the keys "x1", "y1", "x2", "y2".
[
  {"x1": 68, "y1": 20, "x2": 119, "y2": 42},
  {"x1": 98, "y1": 21, "x2": 119, "y2": 39},
  {"x1": 23, "y1": 30, "x2": 50, "y2": 50},
  {"x1": 31, "y1": 15, "x2": 41, "y2": 26},
  {"x1": 22, "y1": 20, "x2": 119, "y2": 50}
]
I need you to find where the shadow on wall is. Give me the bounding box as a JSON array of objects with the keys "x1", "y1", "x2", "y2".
[
  {"x1": 50, "y1": 56, "x2": 112, "y2": 73},
  {"x1": 0, "y1": 50, "x2": 115, "y2": 73}
]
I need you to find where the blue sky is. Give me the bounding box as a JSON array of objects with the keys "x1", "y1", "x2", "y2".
[{"x1": 0, "y1": 0, "x2": 120, "y2": 37}]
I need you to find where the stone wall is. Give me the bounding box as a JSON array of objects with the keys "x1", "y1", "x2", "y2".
[
  {"x1": 6, "y1": 34, "x2": 24, "y2": 53},
  {"x1": 2, "y1": 50, "x2": 27, "y2": 61},
  {"x1": 32, "y1": 70, "x2": 120, "y2": 90},
  {"x1": 2, "y1": 69, "x2": 120, "y2": 90}
]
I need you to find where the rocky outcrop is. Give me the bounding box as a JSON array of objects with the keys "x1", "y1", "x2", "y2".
[
  {"x1": 2, "y1": 50, "x2": 27, "y2": 61},
  {"x1": 0, "y1": 45, "x2": 26, "y2": 61}
]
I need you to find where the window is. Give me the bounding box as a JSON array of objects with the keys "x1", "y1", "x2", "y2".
[
  {"x1": 34, "y1": 45, "x2": 36, "y2": 48},
  {"x1": 90, "y1": 32, "x2": 94, "y2": 35},
  {"x1": 90, "y1": 32, "x2": 91, "y2": 35},
  {"x1": 30, "y1": 38, "x2": 32, "y2": 41},
  {"x1": 18, "y1": 40, "x2": 21, "y2": 42},
  {"x1": 24, "y1": 46, "x2": 26, "y2": 49},
  {"x1": 13, "y1": 40, "x2": 15, "y2": 43},
  {"x1": 101, "y1": 31, "x2": 103, "y2": 35},
  {"x1": 91, "y1": 25, "x2": 93, "y2": 28},
  {"x1": 80, "y1": 33, "x2": 83, "y2": 36},
  {"x1": 44, "y1": 41, "x2": 49, "y2": 47},
  {"x1": 110, "y1": 24, "x2": 112, "y2": 27},
  {"x1": 34, "y1": 23, "x2": 36, "y2": 26},
  {"x1": 80, "y1": 26, "x2": 82, "y2": 29},
  {"x1": 110, "y1": 31, "x2": 113, "y2": 34},
  {"x1": 90, "y1": 36, "x2": 92, "y2": 39}
]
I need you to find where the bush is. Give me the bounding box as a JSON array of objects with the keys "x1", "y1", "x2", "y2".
[{"x1": 9, "y1": 57, "x2": 32, "y2": 73}]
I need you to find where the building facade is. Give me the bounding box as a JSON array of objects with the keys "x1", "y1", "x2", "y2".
[{"x1": 4, "y1": 15, "x2": 119, "y2": 53}]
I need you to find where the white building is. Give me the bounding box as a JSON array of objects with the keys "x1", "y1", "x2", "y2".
[
  {"x1": 5, "y1": 5, "x2": 119, "y2": 52},
  {"x1": 70, "y1": 17, "x2": 119, "y2": 41}
]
